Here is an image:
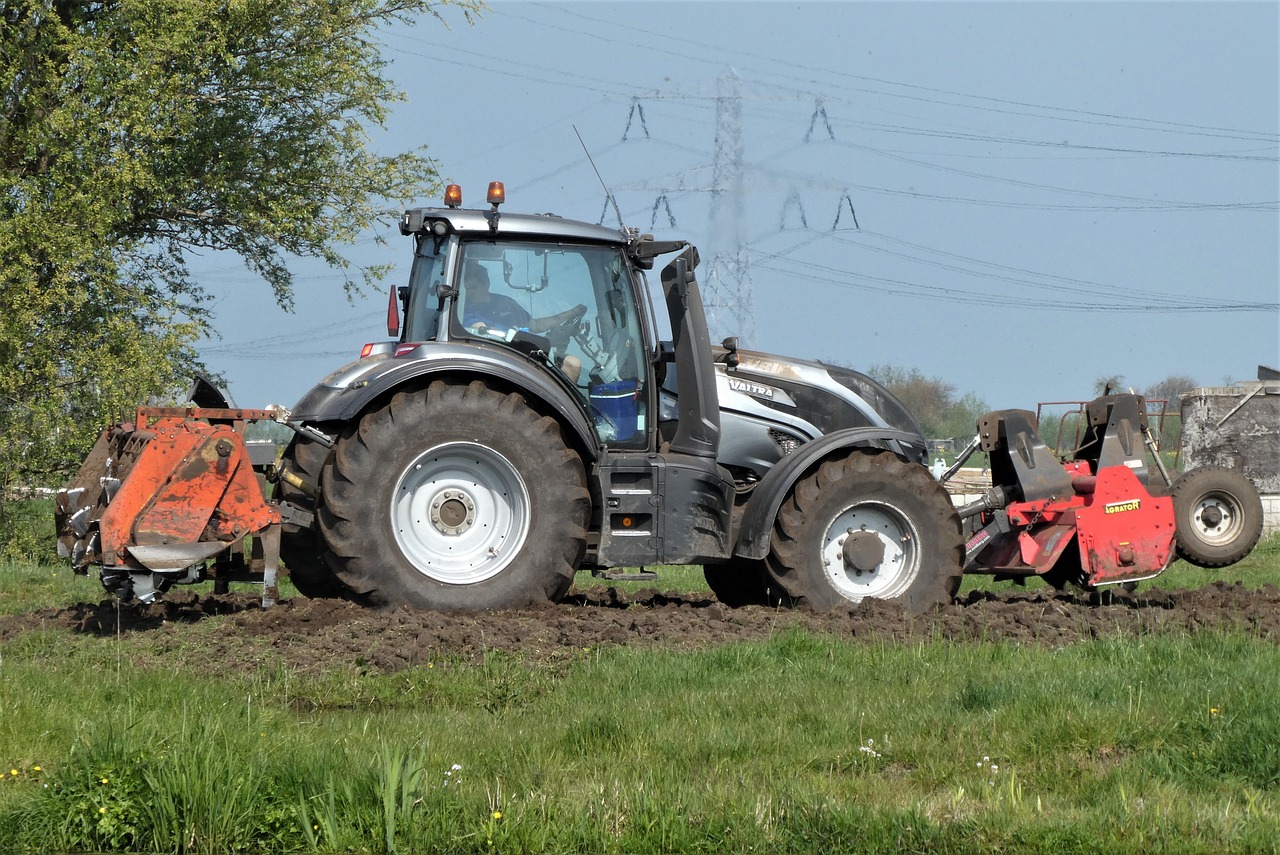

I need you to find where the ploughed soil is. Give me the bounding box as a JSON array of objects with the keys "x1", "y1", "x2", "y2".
[{"x1": 3, "y1": 581, "x2": 1279, "y2": 675}]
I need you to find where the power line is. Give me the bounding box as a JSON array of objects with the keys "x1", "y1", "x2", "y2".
[
  {"x1": 527, "y1": 3, "x2": 1278, "y2": 144},
  {"x1": 751, "y1": 250, "x2": 1277, "y2": 314}
]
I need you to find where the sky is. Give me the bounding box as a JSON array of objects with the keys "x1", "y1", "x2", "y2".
[{"x1": 195, "y1": 0, "x2": 1280, "y2": 416}]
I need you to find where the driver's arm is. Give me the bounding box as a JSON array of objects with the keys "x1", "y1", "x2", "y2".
[{"x1": 529, "y1": 303, "x2": 588, "y2": 334}]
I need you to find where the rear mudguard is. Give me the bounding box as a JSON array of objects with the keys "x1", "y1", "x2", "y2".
[
  {"x1": 288, "y1": 344, "x2": 598, "y2": 456},
  {"x1": 733, "y1": 427, "x2": 928, "y2": 560}
]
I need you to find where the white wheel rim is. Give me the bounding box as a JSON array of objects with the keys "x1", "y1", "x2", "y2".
[
  {"x1": 821, "y1": 501, "x2": 921, "y2": 602},
  {"x1": 390, "y1": 442, "x2": 530, "y2": 584},
  {"x1": 1188, "y1": 491, "x2": 1244, "y2": 546}
]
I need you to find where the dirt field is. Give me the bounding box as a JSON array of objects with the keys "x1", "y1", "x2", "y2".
[{"x1": 3, "y1": 581, "x2": 1278, "y2": 675}]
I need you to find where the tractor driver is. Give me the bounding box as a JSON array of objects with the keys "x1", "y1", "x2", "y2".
[
  {"x1": 461, "y1": 261, "x2": 586, "y2": 336},
  {"x1": 461, "y1": 261, "x2": 585, "y2": 383}
]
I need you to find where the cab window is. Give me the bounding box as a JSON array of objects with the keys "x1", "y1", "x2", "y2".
[
  {"x1": 403, "y1": 235, "x2": 446, "y2": 342},
  {"x1": 454, "y1": 241, "x2": 648, "y2": 447}
]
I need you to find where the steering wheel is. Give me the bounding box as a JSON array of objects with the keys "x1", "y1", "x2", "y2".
[
  {"x1": 545, "y1": 304, "x2": 589, "y2": 351},
  {"x1": 555, "y1": 303, "x2": 588, "y2": 334}
]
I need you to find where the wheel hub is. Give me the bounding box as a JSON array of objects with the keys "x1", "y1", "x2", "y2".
[
  {"x1": 390, "y1": 442, "x2": 530, "y2": 585},
  {"x1": 1199, "y1": 504, "x2": 1223, "y2": 529},
  {"x1": 821, "y1": 501, "x2": 920, "y2": 602},
  {"x1": 1191, "y1": 494, "x2": 1240, "y2": 545},
  {"x1": 430, "y1": 489, "x2": 476, "y2": 535},
  {"x1": 842, "y1": 529, "x2": 886, "y2": 573}
]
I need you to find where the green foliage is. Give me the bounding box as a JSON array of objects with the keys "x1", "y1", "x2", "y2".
[
  {"x1": 0, "y1": 0, "x2": 479, "y2": 514},
  {"x1": 0, "y1": 498, "x2": 59, "y2": 565}
]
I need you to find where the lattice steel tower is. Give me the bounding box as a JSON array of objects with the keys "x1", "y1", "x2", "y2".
[{"x1": 703, "y1": 72, "x2": 756, "y2": 344}]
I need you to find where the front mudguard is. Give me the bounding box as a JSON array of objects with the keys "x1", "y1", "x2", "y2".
[{"x1": 733, "y1": 427, "x2": 929, "y2": 560}]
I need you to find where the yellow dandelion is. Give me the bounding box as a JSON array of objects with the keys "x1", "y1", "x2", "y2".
[
  {"x1": 493, "y1": 810, "x2": 502, "y2": 820},
  {"x1": 32, "y1": 766, "x2": 41, "y2": 772},
  {"x1": 9, "y1": 769, "x2": 17, "y2": 777},
  {"x1": 100, "y1": 777, "x2": 109, "y2": 784},
  {"x1": 99, "y1": 807, "x2": 106, "y2": 814}
]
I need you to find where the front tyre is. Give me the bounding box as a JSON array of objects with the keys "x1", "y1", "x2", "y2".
[
  {"x1": 765, "y1": 451, "x2": 963, "y2": 611},
  {"x1": 1170, "y1": 466, "x2": 1263, "y2": 568},
  {"x1": 317, "y1": 380, "x2": 589, "y2": 610}
]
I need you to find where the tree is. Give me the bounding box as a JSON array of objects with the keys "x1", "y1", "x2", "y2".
[
  {"x1": 865, "y1": 364, "x2": 988, "y2": 442},
  {"x1": 1143, "y1": 374, "x2": 1198, "y2": 454},
  {"x1": 1143, "y1": 374, "x2": 1198, "y2": 405},
  {"x1": 1094, "y1": 374, "x2": 1128, "y2": 396},
  {"x1": 0, "y1": 0, "x2": 478, "y2": 505}
]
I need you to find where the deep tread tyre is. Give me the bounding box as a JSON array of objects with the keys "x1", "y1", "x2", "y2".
[
  {"x1": 317, "y1": 380, "x2": 589, "y2": 610},
  {"x1": 277, "y1": 436, "x2": 352, "y2": 599},
  {"x1": 765, "y1": 451, "x2": 963, "y2": 611},
  {"x1": 1171, "y1": 466, "x2": 1263, "y2": 568},
  {"x1": 704, "y1": 559, "x2": 780, "y2": 607}
]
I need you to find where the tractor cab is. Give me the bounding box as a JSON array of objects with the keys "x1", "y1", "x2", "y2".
[{"x1": 394, "y1": 185, "x2": 671, "y2": 451}]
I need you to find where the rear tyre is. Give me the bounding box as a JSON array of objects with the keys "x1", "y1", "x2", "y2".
[
  {"x1": 317, "y1": 380, "x2": 590, "y2": 610},
  {"x1": 277, "y1": 435, "x2": 354, "y2": 599},
  {"x1": 1171, "y1": 466, "x2": 1263, "y2": 568},
  {"x1": 765, "y1": 451, "x2": 963, "y2": 611}
]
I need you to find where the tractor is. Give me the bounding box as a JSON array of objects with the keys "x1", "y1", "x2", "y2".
[{"x1": 55, "y1": 183, "x2": 1263, "y2": 610}]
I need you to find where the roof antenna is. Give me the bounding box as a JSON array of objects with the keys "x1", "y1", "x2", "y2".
[{"x1": 575, "y1": 125, "x2": 628, "y2": 231}]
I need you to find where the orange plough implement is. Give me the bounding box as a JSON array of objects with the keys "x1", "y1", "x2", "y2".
[{"x1": 56, "y1": 407, "x2": 283, "y2": 604}]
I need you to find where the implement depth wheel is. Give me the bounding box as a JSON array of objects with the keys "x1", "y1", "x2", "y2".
[
  {"x1": 318, "y1": 380, "x2": 589, "y2": 610},
  {"x1": 766, "y1": 451, "x2": 963, "y2": 612},
  {"x1": 1171, "y1": 466, "x2": 1263, "y2": 568}
]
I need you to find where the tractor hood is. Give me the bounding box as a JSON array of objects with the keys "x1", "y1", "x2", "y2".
[{"x1": 714, "y1": 348, "x2": 927, "y2": 442}]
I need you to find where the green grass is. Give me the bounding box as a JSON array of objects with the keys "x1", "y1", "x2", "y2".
[
  {"x1": 571, "y1": 563, "x2": 710, "y2": 595},
  {"x1": 4, "y1": 523, "x2": 1278, "y2": 852},
  {"x1": 2, "y1": 626, "x2": 1278, "y2": 852},
  {"x1": 0, "y1": 558, "x2": 105, "y2": 614}
]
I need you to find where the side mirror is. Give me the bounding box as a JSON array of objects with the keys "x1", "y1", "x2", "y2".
[
  {"x1": 719, "y1": 336, "x2": 740, "y2": 368},
  {"x1": 654, "y1": 340, "x2": 675, "y2": 385}
]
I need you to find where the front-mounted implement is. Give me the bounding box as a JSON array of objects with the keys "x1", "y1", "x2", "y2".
[
  {"x1": 55, "y1": 405, "x2": 285, "y2": 604},
  {"x1": 953, "y1": 393, "x2": 1264, "y2": 590}
]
